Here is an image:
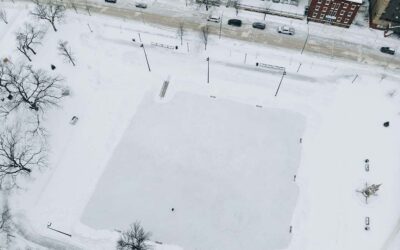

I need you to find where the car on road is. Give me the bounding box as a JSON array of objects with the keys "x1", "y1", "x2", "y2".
[
  {"x1": 207, "y1": 14, "x2": 221, "y2": 23},
  {"x1": 228, "y1": 19, "x2": 242, "y2": 27},
  {"x1": 135, "y1": 2, "x2": 147, "y2": 8},
  {"x1": 105, "y1": 0, "x2": 116, "y2": 3},
  {"x1": 277, "y1": 25, "x2": 295, "y2": 35},
  {"x1": 380, "y1": 47, "x2": 395, "y2": 55},
  {"x1": 252, "y1": 22, "x2": 266, "y2": 30}
]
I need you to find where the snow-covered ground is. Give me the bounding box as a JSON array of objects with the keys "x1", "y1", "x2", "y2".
[
  {"x1": 81, "y1": 92, "x2": 305, "y2": 250},
  {"x1": 0, "y1": 1, "x2": 400, "y2": 250}
]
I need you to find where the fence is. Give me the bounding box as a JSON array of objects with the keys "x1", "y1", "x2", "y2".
[
  {"x1": 256, "y1": 62, "x2": 286, "y2": 73},
  {"x1": 238, "y1": 4, "x2": 305, "y2": 20},
  {"x1": 151, "y1": 42, "x2": 178, "y2": 50}
]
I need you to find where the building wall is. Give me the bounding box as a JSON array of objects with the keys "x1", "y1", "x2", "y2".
[
  {"x1": 307, "y1": 0, "x2": 361, "y2": 28},
  {"x1": 369, "y1": 0, "x2": 391, "y2": 29}
]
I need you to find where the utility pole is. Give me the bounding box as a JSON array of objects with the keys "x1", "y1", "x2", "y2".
[
  {"x1": 264, "y1": 3, "x2": 270, "y2": 20},
  {"x1": 301, "y1": 24, "x2": 309, "y2": 54},
  {"x1": 206, "y1": 57, "x2": 210, "y2": 83},
  {"x1": 275, "y1": 70, "x2": 286, "y2": 97},
  {"x1": 297, "y1": 63, "x2": 302, "y2": 72},
  {"x1": 87, "y1": 24, "x2": 93, "y2": 32},
  {"x1": 352, "y1": 74, "x2": 358, "y2": 83},
  {"x1": 219, "y1": 14, "x2": 223, "y2": 39},
  {"x1": 140, "y1": 44, "x2": 151, "y2": 72}
]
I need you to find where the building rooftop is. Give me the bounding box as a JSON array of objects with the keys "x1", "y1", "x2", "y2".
[{"x1": 381, "y1": 0, "x2": 400, "y2": 24}]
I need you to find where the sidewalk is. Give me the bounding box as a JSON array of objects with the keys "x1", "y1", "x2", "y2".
[{"x1": 145, "y1": 0, "x2": 399, "y2": 50}]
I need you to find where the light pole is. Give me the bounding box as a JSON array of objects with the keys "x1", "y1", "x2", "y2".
[
  {"x1": 301, "y1": 24, "x2": 309, "y2": 54},
  {"x1": 140, "y1": 43, "x2": 151, "y2": 72},
  {"x1": 219, "y1": 13, "x2": 223, "y2": 39},
  {"x1": 275, "y1": 70, "x2": 286, "y2": 97},
  {"x1": 206, "y1": 57, "x2": 210, "y2": 83}
]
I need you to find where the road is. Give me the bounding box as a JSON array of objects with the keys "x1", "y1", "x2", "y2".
[
  {"x1": 14, "y1": 0, "x2": 400, "y2": 69},
  {"x1": 39, "y1": 0, "x2": 400, "y2": 70}
]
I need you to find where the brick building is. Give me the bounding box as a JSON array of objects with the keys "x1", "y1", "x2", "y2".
[
  {"x1": 307, "y1": 0, "x2": 362, "y2": 28},
  {"x1": 370, "y1": 0, "x2": 400, "y2": 35}
]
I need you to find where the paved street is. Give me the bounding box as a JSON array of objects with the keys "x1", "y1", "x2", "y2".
[{"x1": 50, "y1": 0, "x2": 400, "y2": 70}]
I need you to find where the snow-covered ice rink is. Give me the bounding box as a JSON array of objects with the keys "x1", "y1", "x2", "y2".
[{"x1": 82, "y1": 92, "x2": 305, "y2": 250}]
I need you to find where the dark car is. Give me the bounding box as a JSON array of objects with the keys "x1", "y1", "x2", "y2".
[
  {"x1": 252, "y1": 22, "x2": 266, "y2": 30},
  {"x1": 380, "y1": 47, "x2": 395, "y2": 55},
  {"x1": 304, "y1": 6, "x2": 309, "y2": 16},
  {"x1": 105, "y1": 0, "x2": 116, "y2": 3},
  {"x1": 228, "y1": 19, "x2": 242, "y2": 27},
  {"x1": 135, "y1": 3, "x2": 147, "y2": 8}
]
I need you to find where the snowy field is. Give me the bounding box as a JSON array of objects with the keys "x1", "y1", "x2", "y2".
[
  {"x1": 82, "y1": 92, "x2": 305, "y2": 250},
  {"x1": 0, "y1": 1, "x2": 400, "y2": 250}
]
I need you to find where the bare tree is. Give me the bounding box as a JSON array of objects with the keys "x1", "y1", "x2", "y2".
[
  {"x1": 16, "y1": 35, "x2": 32, "y2": 62},
  {"x1": 0, "y1": 205, "x2": 11, "y2": 232},
  {"x1": 357, "y1": 183, "x2": 382, "y2": 204},
  {"x1": 0, "y1": 127, "x2": 46, "y2": 188},
  {"x1": 31, "y1": 0, "x2": 65, "y2": 32},
  {"x1": 201, "y1": 25, "x2": 209, "y2": 50},
  {"x1": 16, "y1": 23, "x2": 44, "y2": 59},
  {"x1": 69, "y1": 0, "x2": 78, "y2": 14},
  {"x1": 85, "y1": 1, "x2": 92, "y2": 16},
  {"x1": 0, "y1": 63, "x2": 64, "y2": 115},
  {"x1": 0, "y1": 202, "x2": 13, "y2": 246},
  {"x1": 233, "y1": 0, "x2": 241, "y2": 16},
  {"x1": 0, "y1": 9, "x2": 8, "y2": 24},
  {"x1": 177, "y1": 22, "x2": 185, "y2": 46},
  {"x1": 58, "y1": 40, "x2": 76, "y2": 66},
  {"x1": 117, "y1": 222, "x2": 151, "y2": 250},
  {"x1": 0, "y1": 62, "x2": 8, "y2": 97}
]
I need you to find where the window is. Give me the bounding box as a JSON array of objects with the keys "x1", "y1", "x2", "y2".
[
  {"x1": 317, "y1": 0, "x2": 322, "y2": 3},
  {"x1": 322, "y1": 6, "x2": 328, "y2": 12},
  {"x1": 344, "y1": 18, "x2": 349, "y2": 23},
  {"x1": 335, "y1": 3, "x2": 340, "y2": 10},
  {"x1": 343, "y1": 3, "x2": 348, "y2": 8},
  {"x1": 347, "y1": 11, "x2": 353, "y2": 17},
  {"x1": 313, "y1": 12, "x2": 318, "y2": 18},
  {"x1": 351, "y1": 4, "x2": 356, "y2": 10},
  {"x1": 315, "y1": 5, "x2": 320, "y2": 11},
  {"x1": 337, "y1": 17, "x2": 342, "y2": 22},
  {"x1": 320, "y1": 13, "x2": 325, "y2": 19},
  {"x1": 340, "y1": 10, "x2": 345, "y2": 15},
  {"x1": 325, "y1": 0, "x2": 330, "y2": 5}
]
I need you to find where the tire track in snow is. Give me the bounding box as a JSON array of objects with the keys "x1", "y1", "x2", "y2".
[{"x1": 381, "y1": 216, "x2": 400, "y2": 250}]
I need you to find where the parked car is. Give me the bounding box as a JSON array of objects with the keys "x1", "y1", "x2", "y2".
[
  {"x1": 135, "y1": 2, "x2": 147, "y2": 8},
  {"x1": 228, "y1": 19, "x2": 242, "y2": 27},
  {"x1": 277, "y1": 25, "x2": 295, "y2": 35},
  {"x1": 105, "y1": 0, "x2": 116, "y2": 3},
  {"x1": 207, "y1": 14, "x2": 221, "y2": 23},
  {"x1": 252, "y1": 22, "x2": 266, "y2": 30},
  {"x1": 380, "y1": 47, "x2": 395, "y2": 55},
  {"x1": 304, "y1": 6, "x2": 309, "y2": 16}
]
